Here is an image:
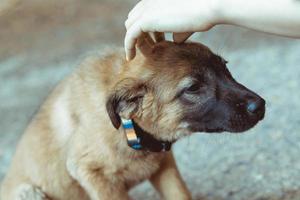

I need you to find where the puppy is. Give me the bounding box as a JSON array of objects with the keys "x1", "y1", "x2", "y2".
[{"x1": 0, "y1": 33, "x2": 265, "y2": 200}]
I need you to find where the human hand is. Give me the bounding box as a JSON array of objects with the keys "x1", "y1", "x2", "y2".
[{"x1": 124, "y1": 0, "x2": 220, "y2": 60}]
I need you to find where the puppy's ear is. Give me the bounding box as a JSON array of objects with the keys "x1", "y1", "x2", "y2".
[
  {"x1": 153, "y1": 32, "x2": 165, "y2": 43},
  {"x1": 137, "y1": 32, "x2": 155, "y2": 57},
  {"x1": 137, "y1": 32, "x2": 166, "y2": 58},
  {"x1": 106, "y1": 79, "x2": 147, "y2": 129}
]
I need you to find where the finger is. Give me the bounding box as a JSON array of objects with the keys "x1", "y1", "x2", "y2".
[
  {"x1": 126, "y1": 2, "x2": 147, "y2": 30},
  {"x1": 173, "y1": 32, "x2": 194, "y2": 43},
  {"x1": 125, "y1": 10, "x2": 144, "y2": 30},
  {"x1": 128, "y1": 0, "x2": 144, "y2": 18},
  {"x1": 124, "y1": 23, "x2": 143, "y2": 61}
]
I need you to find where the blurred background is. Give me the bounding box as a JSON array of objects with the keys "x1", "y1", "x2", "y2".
[{"x1": 0, "y1": 0, "x2": 300, "y2": 199}]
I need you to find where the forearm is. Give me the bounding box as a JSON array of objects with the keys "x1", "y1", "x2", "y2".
[{"x1": 216, "y1": 0, "x2": 300, "y2": 38}]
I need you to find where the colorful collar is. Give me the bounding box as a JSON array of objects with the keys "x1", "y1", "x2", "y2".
[{"x1": 121, "y1": 118, "x2": 172, "y2": 152}]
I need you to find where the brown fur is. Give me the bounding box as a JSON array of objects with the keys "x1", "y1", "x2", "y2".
[{"x1": 0, "y1": 34, "x2": 193, "y2": 200}]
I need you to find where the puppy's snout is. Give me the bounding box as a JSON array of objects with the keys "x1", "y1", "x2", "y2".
[{"x1": 245, "y1": 97, "x2": 265, "y2": 119}]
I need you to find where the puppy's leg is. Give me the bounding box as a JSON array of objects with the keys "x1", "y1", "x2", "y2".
[
  {"x1": 14, "y1": 184, "x2": 50, "y2": 200},
  {"x1": 150, "y1": 152, "x2": 192, "y2": 200},
  {"x1": 66, "y1": 159, "x2": 130, "y2": 200}
]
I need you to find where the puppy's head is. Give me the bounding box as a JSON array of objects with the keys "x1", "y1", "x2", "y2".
[{"x1": 106, "y1": 33, "x2": 265, "y2": 142}]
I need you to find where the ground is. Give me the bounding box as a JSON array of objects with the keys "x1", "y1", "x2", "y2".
[{"x1": 0, "y1": 0, "x2": 300, "y2": 199}]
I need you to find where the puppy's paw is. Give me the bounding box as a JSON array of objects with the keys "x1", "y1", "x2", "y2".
[{"x1": 15, "y1": 184, "x2": 49, "y2": 200}]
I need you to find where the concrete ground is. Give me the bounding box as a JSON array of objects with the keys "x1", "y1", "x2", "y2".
[{"x1": 0, "y1": 0, "x2": 300, "y2": 199}]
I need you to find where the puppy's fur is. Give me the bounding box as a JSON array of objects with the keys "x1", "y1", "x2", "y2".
[{"x1": 1, "y1": 33, "x2": 264, "y2": 200}]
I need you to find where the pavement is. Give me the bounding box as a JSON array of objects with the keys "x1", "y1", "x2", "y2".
[{"x1": 0, "y1": 0, "x2": 300, "y2": 199}]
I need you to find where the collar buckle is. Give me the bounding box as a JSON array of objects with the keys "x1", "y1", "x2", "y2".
[{"x1": 121, "y1": 118, "x2": 172, "y2": 152}]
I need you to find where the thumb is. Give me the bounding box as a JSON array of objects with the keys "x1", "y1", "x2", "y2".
[{"x1": 173, "y1": 32, "x2": 194, "y2": 43}]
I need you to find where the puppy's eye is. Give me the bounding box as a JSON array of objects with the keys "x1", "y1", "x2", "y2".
[{"x1": 184, "y1": 83, "x2": 201, "y2": 94}]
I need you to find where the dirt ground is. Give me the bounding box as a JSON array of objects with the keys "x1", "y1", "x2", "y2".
[{"x1": 1, "y1": 0, "x2": 300, "y2": 199}]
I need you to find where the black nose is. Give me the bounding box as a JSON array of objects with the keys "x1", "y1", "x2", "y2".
[{"x1": 246, "y1": 98, "x2": 265, "y2": 118}]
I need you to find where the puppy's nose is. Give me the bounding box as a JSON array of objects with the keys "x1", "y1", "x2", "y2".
[{"x1": 246, "y1": 98, "x2": 265, "y2": 118}]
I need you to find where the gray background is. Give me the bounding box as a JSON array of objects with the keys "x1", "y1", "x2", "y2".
[{"x1": 0, "y1": 0, "x2": 300, "y2": 199}]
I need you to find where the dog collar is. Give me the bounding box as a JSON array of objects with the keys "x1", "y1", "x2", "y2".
[{"x1": 121, "y1": 118, "x2": 172, "y2": 152}]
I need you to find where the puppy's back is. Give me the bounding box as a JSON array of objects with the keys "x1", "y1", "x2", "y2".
[{"x1": 0, "y1": 48, "x2": 125, "y2": 200}]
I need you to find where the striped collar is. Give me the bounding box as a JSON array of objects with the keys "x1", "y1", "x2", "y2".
[{"x1": 121, "y1": 118, "x2": 172, "y2": 152}]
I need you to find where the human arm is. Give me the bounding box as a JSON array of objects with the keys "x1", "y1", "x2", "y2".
[
  {"x1": 218, "y1": 0, "x2": 300, "y2": 38},
  {"x1": 124, "y1": 0, "x2": 300, "y2": 60}
]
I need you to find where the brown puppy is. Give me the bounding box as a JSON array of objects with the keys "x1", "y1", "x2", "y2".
[{"x1": 0, "y1": 33, "x2": 265, "y2": 200}]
